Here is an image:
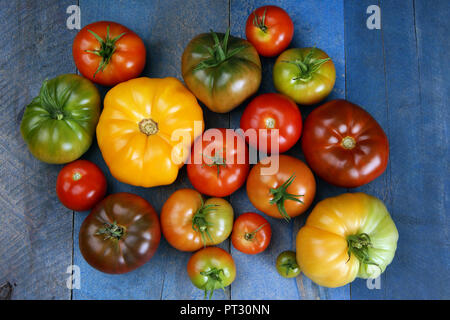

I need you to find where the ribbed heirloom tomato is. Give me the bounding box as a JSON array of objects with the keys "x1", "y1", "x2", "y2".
[
  {"x1": 301, "y1": 99, "x2": 389, "y2": 188},
  {"x1": 96, "y1": 77, "x2": 204, "y2": 188},
  {"x1": 245, "y1": 5, "x2": 294, "y2": 57},
  {"x1": 182, "y1": 29, "x2": 261, "y2": 113},
  {"x1": 246, "y1": 155, "x2": 316, "y2": 221},
  {"x1": 296, "y1": 193, "x2": 399, "y2": 287},
  {"x1": 56, "y1": 160, "x2": 106, "y2": 211},
  {"x1": 79, "y1": 193, "x2": 161, "y2": 274},
  {"x1": 187, "y1": 128, "x2": 250, "y2": 197},
  {"x1": 161, "y1": 189, "x2": 234, "y2": 252},
  {"x1": 240, "y1": 93, "x2": 302, "y2": 154},
  {"x1": 73, "y1": 21, "x2": 146, "y2": 86},
  {"x1": 20, "y1": 74, "x2": 100, "y2": 164}
]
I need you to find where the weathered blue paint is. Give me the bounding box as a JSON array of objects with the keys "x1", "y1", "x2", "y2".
[{"x1": 0, "y1": 0, "x2": 448, "y2": 300}]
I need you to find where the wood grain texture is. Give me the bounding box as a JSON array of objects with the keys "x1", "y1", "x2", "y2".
[
  {"x1": 1, "y1": 0, "x2": 448, "y2": 300},
  {"x1": 0, "y1": 0, "x2": 76, "y2": 299},
  {"x1": 229, "y1": 0, "x2": 348, "y2": 300},
  {"x1": 346, "y1": 0, "x2": 449, "y2": 299},
  {"x1": 72, "y1": 0, "x2": 231, "y2": 300}
]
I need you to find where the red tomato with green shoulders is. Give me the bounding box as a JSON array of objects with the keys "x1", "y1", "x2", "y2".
[
  {"x1": 56, "y1": 160, "x2": 107, "y2": 211},
  {"x1": 245, "y1": 6, "x2": 294, "y2": 57},
  {"x1": 79, "y1": 192, "x2": 161, "y2": 274},
  {"x1": 187, "y1": 128, "x2": 250, "y2": 197},
  {"x1": 231, "y1": 212, "x2": 272, "y2": 255},
  {"x1": 240, "y1": 93, "x2": 302, "y2": 154},
  {"x1": 72, "y1": 21, "x2": 146, "y2": 86},
  {"x1": 187, "y1": 247, "x2": 236, "y2": 299}
]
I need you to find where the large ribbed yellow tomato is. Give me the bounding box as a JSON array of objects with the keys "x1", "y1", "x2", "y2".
[
  {"x1": 296, "y1": 193, "x2": 398, "y2": 288},
  {"x1": 97, "y1": 77, "x2": 204, "y2": 187}
]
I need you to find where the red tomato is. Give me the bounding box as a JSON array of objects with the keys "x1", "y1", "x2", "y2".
[
  {"x1": 246, "y1": 155, "x2": 316, "y2": 221},
  {"x1": 301, "y1": 99, "x2": 389, "y2": 188},
  {"x1": 56, "y1": 160, "x2": 107, "y2": 211},
  {"x1": 245, "y1": 6, "x2": 294, "y2": 57},
  {"x1": 72, "y1": 21, "x2": 146, "y2": 86},
  {"x1": 187, "y1": 128, "x2": 250, "y2": 197},
  {"x1": 231, "y1": 212, "x2": 271, "y2": 255},
  {"x1": 240, "y1": 93, "x2": 302, "y2": 154}
]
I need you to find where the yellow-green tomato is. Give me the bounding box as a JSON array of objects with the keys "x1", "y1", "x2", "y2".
[
  {"x1": 273, "y1": 48, "x2": 336, "y2": 105},
  {"x1": 187, "y1": 247, "x2": 236, "y2": 299}
]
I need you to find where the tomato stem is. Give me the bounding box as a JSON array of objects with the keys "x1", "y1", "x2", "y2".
[
  {"x1": 192, "y1": 197, "x2": 219, "y2": 246},
  {"x1": 85, "y1": 25, "x2": 126, "y2": 78},
  {"x1": 96, "y1": 221, "x2": 126, "y2": 240},
  {"x1": 244, "y1": 223, "x2": 268, "y2": 241},
  {"x1": 269, "y1": 174, "x2": 304, "y2": 222},
  {"x1": 202, "y1": 151, "x2": 227, "y2": 177},
  {"x1": 193, "y1": 28, "x2": 247, "y2": 71},
  {"x1": 346, "y1": 233, "x2": 382, "y2": 271},
  {"x1": 281, "y1": 48, "x2": 331, "y2": 82},
  {"x1": 139, "y1": 118, "x2": 158, "y2": 135},
  {"x1": 199, "y1": 267, "x2": 225, "y2": 299},
  {"x1": 341, "y1": 136, "x2": 356, "y2": 149},
  {"x1": 252, "y1": 7, "x2": 268, "y2": 33},
  {"x1": 281, "y1": 260, "x2": 299, "y2": 277}
]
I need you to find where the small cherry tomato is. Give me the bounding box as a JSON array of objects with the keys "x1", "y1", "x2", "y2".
[
  {"x1": 187, "y1": 247, "x2": 236, "y2": 299},
  {"x1": 231, "y1": 212, "x2": 272, "y2": 255},
  {"x1": 240, "y1": 93, "x2": 302, "y2": 154},
  {"x1": 56, "y1": 160, "x2": 107, "y2": 211},
  {"x1": 245, "y1": 6, "x2": 294, "y2": 57},
  {"x1": 276, "y1": 250, "x2": 300, "y2": 278}
]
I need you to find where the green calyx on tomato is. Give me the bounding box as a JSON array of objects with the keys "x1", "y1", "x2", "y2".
[
  {"x1": 194, "y1": 28, "x2": 246, "y2": 71},
  {"x1": 96, "y1": 221, "x2": 126, "y2": 241},
  {"x1": 252, "y1": 7, "x2": 268, "y2": 33},
  {"x1": 201, "y1": 151, "x2": 227, "y2": 177},
  {"x1": 281, "y1": 48, "x2": 331, "y2": 82},
  {"x1": 191, "y1": 197, "x2": 219, "y2": 246},
  {"x1": 85, "y1": 25, "x2": 126, "y2": 77},
  {"x1": 269, "y1": 174, "x2": 304, "y2": 222},
  {"x1": 346, "y1": 233, "x2": 380, "y2": 270},
  {"x1": 20, "y1": 74, "x2": 100, "y2": 164},
  {"x1": 199, "y1": 267, "x2": 226, "y2": 299}
]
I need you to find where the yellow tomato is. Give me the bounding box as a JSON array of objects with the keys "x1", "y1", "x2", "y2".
[
  {"x1": 97, "y1": 77, "x2": 204, "y2": 187},
  {"x1": 296, "y1": 193, "x2": 398, "y2": 288}
]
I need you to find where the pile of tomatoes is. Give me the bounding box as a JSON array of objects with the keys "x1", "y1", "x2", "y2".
[{"x1": 20, "y1": 6, "x2": 399, "y2": 298}]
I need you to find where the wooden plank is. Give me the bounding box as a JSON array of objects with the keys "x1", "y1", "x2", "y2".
[
  {"x1": 0, "y1": 0, "x2": 76, "y2": 300},
  {"x1": 72, "y1": 0, "x2": 230, "y2": 300},
  {"x1": 229, "y1": 0, "x2": 349, "y2": 299},
  {"x1": 344, "y1": 0, "x2": 390, "y2": 299},
  {"x1": 347, "y1": 0, "x2": 450, "y2": 299}
]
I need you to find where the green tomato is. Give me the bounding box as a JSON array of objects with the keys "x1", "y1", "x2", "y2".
[
  {"x1": 20, "y1": 74, "x2": 100, "y2": 164},
  {"x1": 273, "y1": 47, "x2": 336, "y2": 105},
  {"x1": 181, "y1": 29, "x2": 261, "y2": 113},
  {"x1": 276, "y1": 250, "x2": 301, "y2": 278},
  {"x1": 187, "y1": 247, "x2": 236, "y2": 299}
]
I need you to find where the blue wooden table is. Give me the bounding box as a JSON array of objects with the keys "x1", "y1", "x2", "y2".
[{"x1": 0, "y1": 0, "x2": 448, "y2": 300}]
